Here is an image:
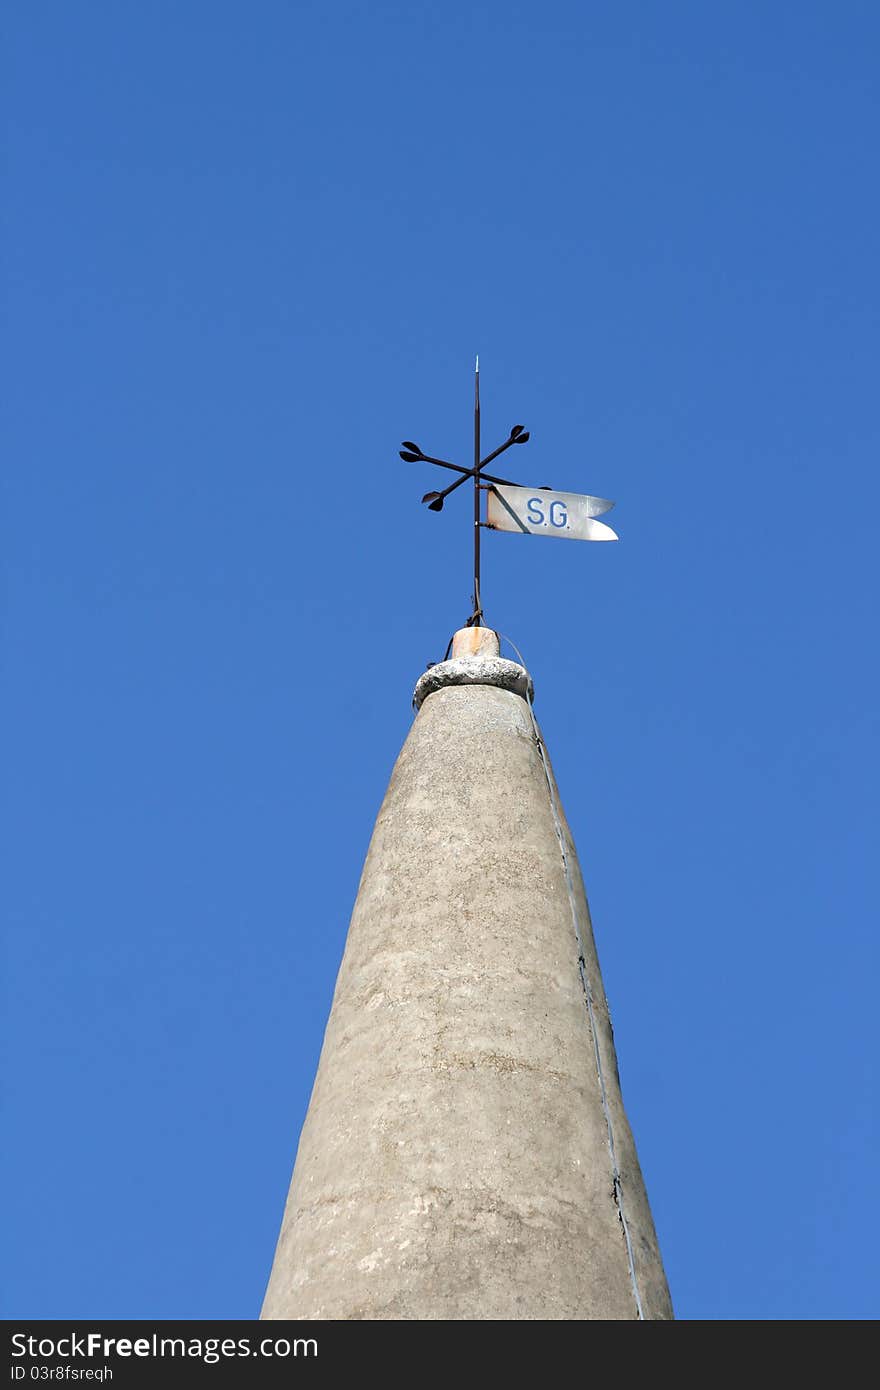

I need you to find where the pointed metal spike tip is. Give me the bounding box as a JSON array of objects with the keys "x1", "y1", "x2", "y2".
[
  {"x1": 421, "y1": 491, "x2": 444, "y2": 508},
  {"x1": 399, "y1": 450, "x2": 421, "y2": 462},
  {"x1": 509, "y1": 424, "x2": 525, "y2": 438},
  {"x1": 514, "y1": 431, "x2": 530, "y2": 443},
  {"x1": 428, "y1": 496, "x2": 444, "y2": 511},
  {"x1": 401, "y1": 441, "x2": 422, "y2": 454}
]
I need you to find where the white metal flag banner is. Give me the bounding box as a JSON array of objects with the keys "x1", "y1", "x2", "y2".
[{"x1": 486, "y1": 484, "x2": 618, "y2": 542}]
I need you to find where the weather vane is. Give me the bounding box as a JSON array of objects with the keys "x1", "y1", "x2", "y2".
[{"x1": 399, "y1": 358, "x2": 619, "y2": 628}]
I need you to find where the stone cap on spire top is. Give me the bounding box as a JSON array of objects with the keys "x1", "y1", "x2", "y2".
[{"x1": 413, "y1": 627, "x2": 533, "y2": 711}]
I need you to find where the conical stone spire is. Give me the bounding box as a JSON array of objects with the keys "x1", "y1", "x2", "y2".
[{"x1": 262, "y1": 630, "x2": 673, "y2": 1320}]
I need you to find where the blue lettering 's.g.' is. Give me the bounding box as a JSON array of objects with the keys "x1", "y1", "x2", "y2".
[
  {"x1": 526, "y1": 497, "x2": 545, "y2": 526},
  {"x1": 549, "y1": 501, "x2": 568, "y2": 528}
]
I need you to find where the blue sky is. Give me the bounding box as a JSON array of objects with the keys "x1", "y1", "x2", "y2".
[{"x1": 3, "y1": 2, "x2": 877, "y2": 1320}]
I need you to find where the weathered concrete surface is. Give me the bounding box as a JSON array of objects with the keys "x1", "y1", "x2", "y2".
[
  {"x1": 413, "y1": 654, "x2": 532, "y2": 710},
  {"x1": 450, "y1": 625, "x2": 500, "y2": 659},
  {"x1": 262, "y1": 642, "x2": 673, "y2": 1320},
  {"x1": 414, "y1": 628, "x2": 533, "y2": 709}
]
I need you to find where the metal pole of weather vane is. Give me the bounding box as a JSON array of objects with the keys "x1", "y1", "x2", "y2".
[
  {"x1": 472, "y1": 357, "x2": 481, "y2": 625},
  {"x1": 399, "y1": 364, "x2": 615, "y2": 630}
]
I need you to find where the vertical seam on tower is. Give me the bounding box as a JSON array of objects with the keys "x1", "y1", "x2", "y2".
[{"x1": 527, "y1": 705, "x2": 646, "y2": 1321}]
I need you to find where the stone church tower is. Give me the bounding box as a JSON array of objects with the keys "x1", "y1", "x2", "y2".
[{"x1": 262, "y1": 626, "x2": 673, "y2": 1320}]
